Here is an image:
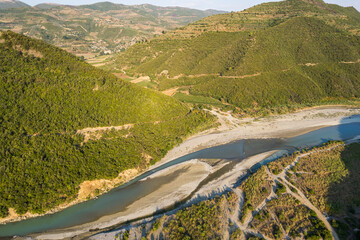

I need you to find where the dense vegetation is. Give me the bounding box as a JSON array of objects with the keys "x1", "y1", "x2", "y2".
[
  {"x1": 0, "y1": 2, "x2": 224, "y2": 56},
  {"x1": 124, "y1": 192, "x2": 240, "y2": 240},
  {"x1": 115, "y1": 0, "x2": 360, "y2": 113},
  {"x1": 251, "y1": 194, "x2": 332, "y2": 239},
  {"x1": 0, "y1": 31, "x2": 215, "y2": 217},
  {"x1": 240, "y1": 166, "x2": 274, "y2": 222},
  {"x1": 163, "y1": 193, "x2": 238, "y2": 240}
]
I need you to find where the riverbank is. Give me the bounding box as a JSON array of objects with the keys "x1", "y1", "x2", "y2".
[
  {"x1": 0, "y1": 168, "x2": 142, "y2": 226},
  {"x1": 6, "y1": 106, "x2": 360, "y2": 239},
  {"x1": 109, "y1": 140, "x2": 360, "y2": 240},
  {"x1": 32, "y1": 160, "x2": 217, "y2": 240},
  {"x1": 155, "y1": 106, "x2": 360, "y2": 167}
]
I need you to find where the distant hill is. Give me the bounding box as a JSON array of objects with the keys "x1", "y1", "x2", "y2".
[
  {"x1": 34, "y1": 3, "x2": 61, "y2": 9},
  {"x1": 0, "y1": 0, "x2": 29, "y2": 9},
  {"x1": 0, "y1": 2, "x2": 225, "y2": 57},
  {"x1": 163, "y1": 0, "x2": 360, "y2": 38},
  {"x1": 0, "y1": 31, "x2": 214, "y2": 218},
  {"x1": 115, "y1": 0, "x2": 360, "y2": 115}
]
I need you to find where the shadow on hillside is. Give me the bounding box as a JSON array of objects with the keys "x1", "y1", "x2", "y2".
[
  {"x1": 316, "y1": 115, "x2": 360, "y2": 239},
  {"x1": 327, "y1": 146, "x2": 360, "y2": 216},
  {"x1": 326, "y1": 139, "x2": 360, "y2": 239}
]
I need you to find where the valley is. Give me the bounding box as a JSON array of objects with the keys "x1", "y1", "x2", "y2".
[
  {"x1": 0, "y1": 0, "x2": 360, "y2": 239},
  {"x1": 1, "y1": 106, "x2": 360, "y2": 239},
  {"x1": 0, "y1": 1, "x2": 224, "y2": 58},
  {"x1": 0, "y1": 30, "x2": 215, "y2": 227}
]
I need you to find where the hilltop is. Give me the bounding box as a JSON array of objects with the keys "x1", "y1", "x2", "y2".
[
  {"x1": 0, "y1": 0, "x2": 29, "y2": 9},
  {"x1": 0, "y1": 31, "x2": 214, "y2": 220},
  {"x1": 114, "y1": 0, "x2": 360, "y2": 115},
  {"x1": 163, "y1": 0, "x2": 360, "y2": 38},
  {"x1": 0, "y1": 2, "x2": 225, "y2": 57},
  {"x1": 34, "y1": 3, "x2": 61, "y2": 9}
]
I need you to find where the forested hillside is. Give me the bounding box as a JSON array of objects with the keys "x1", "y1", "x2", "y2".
[
  {"x1": 115, "y1": 0, "x2": 360, "y2": 115},
  {"x1": 0, "y1": 31, "x2": 215, "y2": 218}
]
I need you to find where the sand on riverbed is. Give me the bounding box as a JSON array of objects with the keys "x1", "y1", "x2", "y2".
[
  {"x1": 154, "y1": 106, "x2": 360, "y2": 168},
  {"x1": 86, "y1": 150, "x2": 283, "y2": 240},
  {"x1": 192, "y1": 150, "x2": 278, "y2": 199}
]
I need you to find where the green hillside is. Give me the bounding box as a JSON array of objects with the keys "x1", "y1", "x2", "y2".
[
  {"x1": 115, "y1": 0, "x2": 360, "y2": 114},
  {"x1": 0, "y1": 31, "x2": 214, "y2": 217},
  {"x1": 0, "y1": 2, "x2": 225, "y2": 57},
  {"x1": 160, "y1": 0, "x2": 360, "y2": 38}
]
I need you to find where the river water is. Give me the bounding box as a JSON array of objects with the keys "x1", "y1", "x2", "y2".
[{"x1": 0, "y1": 121, "x2": 360, "y2": 237}]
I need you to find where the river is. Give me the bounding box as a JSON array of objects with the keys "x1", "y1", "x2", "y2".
[{"x1": 0, "y1": 120, "x2": 360, "y2": 238}]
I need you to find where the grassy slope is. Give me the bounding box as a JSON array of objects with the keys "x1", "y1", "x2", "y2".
[
  {"x1": 251, "y1": 194, "x2": 331, "y2": 239},
  {"x1": 0, "y1": 31, "x2": 215, "y2": 216},
  {"x1": 289, "y1": 144, "x2": 360, "y2": 239},
  {"x1": 115, "y1": 0, "x2": 360, "y2": 112}
]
